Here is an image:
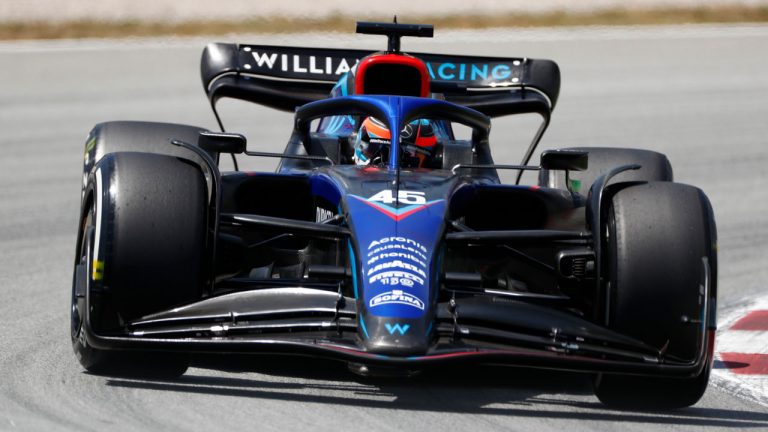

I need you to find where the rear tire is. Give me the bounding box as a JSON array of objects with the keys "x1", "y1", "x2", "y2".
[
  {"x1": 593, "y1": 182, "x2": 717, "y2": 410},
  {"x1": 81, "y1": 121, "x2": 211, "y2": 194},
  {"x1": 539, "y1": 147, "x2": 672, "y2": 194},
  {"x1": 71, "y1": 152, "x2": 208, "y2": 377}
]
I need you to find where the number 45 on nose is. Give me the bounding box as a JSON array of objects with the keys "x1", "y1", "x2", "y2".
[{"x1": 368, "y1": 190, "x2": 426, "y2": 205}]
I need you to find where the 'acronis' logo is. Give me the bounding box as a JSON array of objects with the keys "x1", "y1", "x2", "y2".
[{"x1": 425, "y1": 62, "x2": 518, "y2": 82}]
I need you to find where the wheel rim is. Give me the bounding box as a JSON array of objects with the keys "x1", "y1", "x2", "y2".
[{"x1": 71, "y1": 208, "x2": 93, "y2": 342}]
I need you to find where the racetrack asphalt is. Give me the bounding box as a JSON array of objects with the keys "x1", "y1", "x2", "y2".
[
  {"x1": 1, "y1": 24, "x2": 768, "y2": 430},
  {"x1": 3, "y1": 0, "x2": 765, "y2": 23}
]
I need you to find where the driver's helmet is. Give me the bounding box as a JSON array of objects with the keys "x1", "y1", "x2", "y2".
[{"x1": 353, "y1": 117, "x2": 437, "y2": 167}]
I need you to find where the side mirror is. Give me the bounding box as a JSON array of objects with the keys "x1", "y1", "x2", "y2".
[
  {"x1": 540, "y1": 150, "x2": 588, "y2": 171},
  {"x1": 198, "y1": 132, "x2": 247, "y2": 154}
]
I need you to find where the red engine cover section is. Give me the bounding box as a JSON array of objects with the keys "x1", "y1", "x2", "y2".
[{"x1": 354, "y1": 53, "x2": 430, "y2": 98}]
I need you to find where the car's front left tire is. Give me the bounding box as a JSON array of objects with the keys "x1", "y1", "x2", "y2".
[{"x1": 71, "y1": 152, "x2": 209, "y2": 377}]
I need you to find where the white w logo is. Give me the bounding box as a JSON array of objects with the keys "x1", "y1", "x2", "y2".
[
  {"x1": 251, "y1": 52, "x2": 278, "y2": 69},
  {"x1": 385, "y1": 323, "x2": 410, "y2": 335}
]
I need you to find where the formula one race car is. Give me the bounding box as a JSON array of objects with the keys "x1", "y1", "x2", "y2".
[{"x1": 71, "y1": 21, "x2": 717, "y2": 410}]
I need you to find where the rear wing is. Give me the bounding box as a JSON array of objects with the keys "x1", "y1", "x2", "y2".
[{"x1": 201, "y1": 43, "x2": 560, "y2": 118}]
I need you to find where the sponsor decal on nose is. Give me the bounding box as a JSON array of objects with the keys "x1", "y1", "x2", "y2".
[
  {"x1": 369, "y1": 289, "x2": 425, "y2": 311},
  {"x1": 385, "y1": 322, "x2": 410, "y2": 335}
]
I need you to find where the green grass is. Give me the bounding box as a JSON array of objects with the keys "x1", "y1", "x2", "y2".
[{"x1": 2, "y1": 6, "x2": 768, "y2": 40}]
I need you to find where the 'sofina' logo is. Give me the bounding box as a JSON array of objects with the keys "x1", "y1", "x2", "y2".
[{"x1": 369, "y1": 289, "x2": 425, "y2": 311}]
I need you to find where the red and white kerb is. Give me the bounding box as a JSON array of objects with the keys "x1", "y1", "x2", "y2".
[
  {"x1": 718, "y1": 310, "x2": 768, "y2": 375},
  {"x1": 713, "y1": 297, "x2": 768, "y2": 407}
]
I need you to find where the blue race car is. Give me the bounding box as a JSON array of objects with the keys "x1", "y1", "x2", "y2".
[{"x1": 71, "y1": 21, "x2": 717, "y2": 410}]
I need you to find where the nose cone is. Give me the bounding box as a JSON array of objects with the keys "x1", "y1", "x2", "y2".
[
  {"x1": 342, "y1": 170, "x2": 449, "y2": 358},
  {"x1": 359, "y1": 313, "x2": 430, "y2": 356}
]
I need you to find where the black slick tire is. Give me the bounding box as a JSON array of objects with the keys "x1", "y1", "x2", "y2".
[
  {"x1": 71, "y1": 152, "x2": 208, "y2": 377},
  {"x1": 81, "y1": 121, "x2": 211, "y2": 194},
  {"x1": 539, "y1": 147, "x2": 672, "y2": 194},
  {"x1": 593, "y1": 181, "x2": 717, "y2": 410}
]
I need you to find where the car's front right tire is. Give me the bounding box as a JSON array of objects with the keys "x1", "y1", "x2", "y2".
[{"x1": 593, "y1": 181, "x2": 717, "y2": 410}]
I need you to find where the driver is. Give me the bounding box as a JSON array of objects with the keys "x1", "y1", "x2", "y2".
[{"x1": 353, "y1": 117, "x2": 438, "y2": 168}]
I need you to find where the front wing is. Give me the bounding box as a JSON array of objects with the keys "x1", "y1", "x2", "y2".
[{"x1": 82, "y1": 284, "x2": 712, "y2": 377}]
